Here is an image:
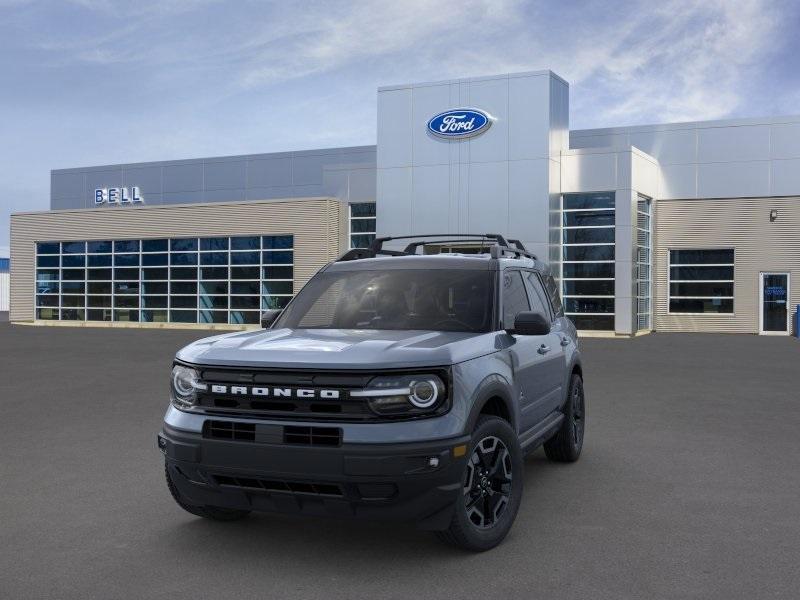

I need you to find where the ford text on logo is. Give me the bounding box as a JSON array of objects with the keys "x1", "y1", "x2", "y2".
[
  {"x1": 427, "y1": 108, "x2": 493, "y2": 139},
  {"x1": 94, "y1": 187, "x2": 143, "y2": 205}
]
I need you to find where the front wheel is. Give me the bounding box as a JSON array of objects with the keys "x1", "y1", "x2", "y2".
[
  {"x1": 437, "y1": 416, "x2": 524, "y2": 552},
  {"x1": 543, "y1": 373, "x2": 585, "y2": 462}
]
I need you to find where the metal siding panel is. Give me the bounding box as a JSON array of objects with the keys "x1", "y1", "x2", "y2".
[
  {"x1": 654, "y1": 197, "x2": 800, "y2": 333},
  {"x1": 9, "y1": 198, "x2": 342, "y2": 322}
]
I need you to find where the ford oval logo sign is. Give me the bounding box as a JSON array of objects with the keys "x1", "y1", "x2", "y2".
[{"x1": 427, "y1": 108, "x2": 493, "y2": 139}]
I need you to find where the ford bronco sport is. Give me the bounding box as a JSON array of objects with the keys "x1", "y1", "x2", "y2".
[{"x1": 159, "y1": 234, "x2": 585, "y2": 551}]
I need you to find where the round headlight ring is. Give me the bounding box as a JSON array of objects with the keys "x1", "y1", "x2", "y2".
[
  {"x1": 171, "y1": 365, "x2": 201, "y2": 406},
  {"x1": 409, "y1": 379, "x2": 439, "y2": 408}
]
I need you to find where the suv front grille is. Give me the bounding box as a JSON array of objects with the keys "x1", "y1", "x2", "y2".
[
  {"x1": 212, "y1": 474, "x2": 343, "y2": 497},
  {"x1": 203, "y1": 420, "x2": 342, "y2": 447},
  {"x1": 283, "y1": 426, "x2": 342, "y2": 446}
]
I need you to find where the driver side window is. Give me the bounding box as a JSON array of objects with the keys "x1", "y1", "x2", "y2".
[{"x1": 502, "y1": 270, "x2": 531, "y2": 329}]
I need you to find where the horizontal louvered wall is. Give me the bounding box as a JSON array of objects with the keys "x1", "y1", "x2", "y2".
[
  {"x1": 655, "y1": 196, "x2": 800, "y2": 333},
  {"x1": 10, "y1": 198, "x2": 344, "y2": 322}
]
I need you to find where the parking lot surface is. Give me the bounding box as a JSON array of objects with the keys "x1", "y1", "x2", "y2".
[{"x1": 1, "y1": 323, "x2": 799, "y2": 599}]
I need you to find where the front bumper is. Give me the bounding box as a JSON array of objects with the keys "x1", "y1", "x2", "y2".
[{"x1": 159, "y1": 423, "x2": 470, "y2": 530}]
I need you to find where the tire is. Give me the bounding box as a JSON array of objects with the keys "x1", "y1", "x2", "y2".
[
  {"x1": 164, "y1": 463, "x2": 251, "y2": 522},
  {"x1": 437, "y1": 416, "x2": 524, "y2": 552},
  {"x1": 543, "y1": 373, "x2": 585, "y2": 463}
]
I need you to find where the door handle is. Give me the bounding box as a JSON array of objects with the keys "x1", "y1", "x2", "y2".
[
  {"x1": 538, "y1": 344, "x2": 551, "y2": 355},
  {"x1": 560, "y1": 336, "x2": 570, "y2": 347}
]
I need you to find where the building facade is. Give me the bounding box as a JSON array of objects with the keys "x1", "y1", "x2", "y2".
[{"x1": 9, "y1": 69, "x2": 799, "y2": 335}]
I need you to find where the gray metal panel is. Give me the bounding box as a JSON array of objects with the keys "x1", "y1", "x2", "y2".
[
  {"x1": 123, "y1": 166, "x2": 162, "y2": 196},
  {"x1": 51, "y1": 172, "x2": 84, "y2": 200},
  {"x1": 204, "y1": 160, "x2": 246, "y2": 190},
  {"x1": 247, "y1": 156, "x2": 293, "y2": 188},
  {"x1": 697, "y1": 161, "x2": 770, "y2": 198},
  {"x1": 85, "y1": 170, "x2": 123, "y2": 198},
  {"x1": 162, "y1": 190, "x2": 205, "y2": 204},
  {"x1": 411, "y1": 164, "x2": 450, "y2": 233},
  {"x1": 163, "y1": 163, "x2": 204, "y2": 193},
  {"x1": 771, "y1": 159, "x2": 800, "y2": 196},
  {"x1": 246, "y1": 186, "x2": 296, "y2": 200},
  {"x1": 377, "y1": 88, "x2": 413, "y2": 169},
  {"x1": 203, "y1": 188, "x2": 246, "y2": 203},
  {"x1": 347, "y1": 168, "x2": 377, "y2": 202},
  {"x1": 697, "y1": 125, "x2": 770, "y2": 163},
  {"x1": 465, "y1": 77, "x2": 509, "y2": 164},
  {"x1": 770, "y1": 123, "x2": 800, "y2": 159},
  {"x1": 292, "y1": 154, "x2": 327, "y2": 186},
  {"x1": 659, "y1": 163, "x2": 697, "y2": 199},
  {"x1": 467, "y1": 161, "x2": 508, "y2": 233},
  {"x1": 629, "y1": 129, "x2": 696, "y2": 165},
  {"x1": 509, "y1": 75, "x2": 550, "y2": 160}
]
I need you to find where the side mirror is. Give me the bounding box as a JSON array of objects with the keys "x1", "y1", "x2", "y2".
[
  {"x1": 508, "y1": 311, "x2": 551, "y2": 336},
  {"x1": 260, "y1": 309, "x2": 282, "y2": 329}
]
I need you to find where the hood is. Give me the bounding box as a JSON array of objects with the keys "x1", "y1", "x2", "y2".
[{"x1": 175, "y1": 327, "x2": 500, "y2": 370}]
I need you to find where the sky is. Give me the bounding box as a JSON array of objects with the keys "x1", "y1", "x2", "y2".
[{"x1": 1, "y1": 0, "x2": 799, "y2": 249}]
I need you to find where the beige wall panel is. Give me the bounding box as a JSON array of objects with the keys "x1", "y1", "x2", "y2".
[
  {"x1": 10, "y1": 198, "x2": 342, "y2": 322},
  {"x1": 655, "y1": 197, "x2": 800, "y2": 333}
]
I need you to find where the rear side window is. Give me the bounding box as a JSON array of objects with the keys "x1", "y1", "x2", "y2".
[
  {"x1": 522, "y1": 271, "x2": 552, "y2": 321},
  {"x1": 502, "y1": 271, "x2": 531, "y2": 329},
  {"x1": 542, "y1": 273, "x2": 564, "y2": 317}
]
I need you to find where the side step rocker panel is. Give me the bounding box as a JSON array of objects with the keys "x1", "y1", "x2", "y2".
[{"x1": 519, "y1": 412, "x2": 565, "y2": 454}]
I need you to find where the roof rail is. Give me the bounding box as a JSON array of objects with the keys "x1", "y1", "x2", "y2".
[{"x1": 337, "y1": 234, "x2": 537, "y2": 262}]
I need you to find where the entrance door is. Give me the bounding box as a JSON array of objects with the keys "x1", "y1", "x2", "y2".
[{"x1": 759, "y1": 273, "x2": 790, "y2": 335}]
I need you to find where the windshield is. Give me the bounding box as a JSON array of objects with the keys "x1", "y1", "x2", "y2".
[{"x1": 275, "y1": 269, "x2": 495, "y2": 333}]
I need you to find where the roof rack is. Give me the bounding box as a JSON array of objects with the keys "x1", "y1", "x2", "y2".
[{"x1": 337, "y1": 234, "x2": 537, "y2": 262}]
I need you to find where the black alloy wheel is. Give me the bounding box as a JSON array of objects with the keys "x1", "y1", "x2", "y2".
[
  {"x1": 464, "y1": 436, "x2": 513, "y2": 529},
  {"x1": 543, "y1": 373, "x2": 585, "y2": 463}
]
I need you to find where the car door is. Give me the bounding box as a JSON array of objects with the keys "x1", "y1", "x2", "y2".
[
  {"x1": 522, "y1": 271, "x2": 567, "y2": 417},
  {"x1": 501, "y1": 270, "x2": 553, "y2": 435}
]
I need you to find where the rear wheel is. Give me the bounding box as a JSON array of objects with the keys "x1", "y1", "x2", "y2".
[
  {"x1": 437, "y1": 416, "x2": 523, "y2": 552},
  {"x1": 543, "y1": 373, "x2": 585, "y2": 462},
  {"x1": 164, "y1": 463, "x2": 251, "y2": 521}
]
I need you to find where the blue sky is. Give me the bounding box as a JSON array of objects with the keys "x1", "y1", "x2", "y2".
[{"x1": 1, "y1": 0, "x2": 799, "y2": 249}]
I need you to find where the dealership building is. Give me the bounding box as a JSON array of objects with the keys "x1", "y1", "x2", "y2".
[{"x1": 9, "y1": 69, "x2": 800, "y2": 335}]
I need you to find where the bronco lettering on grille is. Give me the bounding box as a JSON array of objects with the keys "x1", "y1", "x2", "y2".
[{"x1": 209, "y1": 385, "x2": 341, "y2": 399}]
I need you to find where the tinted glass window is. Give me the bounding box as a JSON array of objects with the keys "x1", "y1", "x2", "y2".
[
  {"x1": 522, "y1": 272, "x2": 551, "y2": 320},
  {"x1": 276, "y1": 269, "x2": 494, "y2": 333},
  {"x1": 502, "y1": 271, "x2": 530, "y2": 329}
]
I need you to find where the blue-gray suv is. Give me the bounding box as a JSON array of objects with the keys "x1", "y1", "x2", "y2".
[{"x1": 159, "y1": 234, "x2": 585, "y2": 551}]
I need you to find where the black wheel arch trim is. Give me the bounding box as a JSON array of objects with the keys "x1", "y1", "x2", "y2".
[{"x1": 464, "y1": 374, "x2": 517, "y2": 434}]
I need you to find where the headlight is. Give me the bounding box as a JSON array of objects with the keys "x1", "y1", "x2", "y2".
[
  {"x1": 352, "y1": 373, "x2": 447, "y2": 417},
  {"x1": 170, "y1": 365, "x2": 206, "y2": 409}
]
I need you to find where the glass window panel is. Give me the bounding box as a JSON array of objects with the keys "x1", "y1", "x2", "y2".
[
  {"x1": 36, "y1": 295, "x2": 59, "y2": 307},
  {"x1": 88, "y1": 282, "x2": 112, "y2": 294},
  {"x1": 200, "y1": 237, "x2": 229, "y2": 251},
  {"x1": 141, "y1": 281, "x2": 168, "y2": 295},
  {"x1": 114, "y1": 281, "x2": 140, "y2": 294},
  {"x1": 199, "y1": 295, "x2": 228, "y2": 309},
  {"x1": 142, "y1": 296, "x2": 168, "y2": 309},
  {"x1": 262, "y1": 281, "x2": 293, "y2": 295},
  {"x1": 263, "y1": 266, "x2": 293, "y2": 280},
  {"x1": 61, "y1": 241, "x2": 86, "y2": 254},
  {"x1": 36, "y1": 269, "x2": 59, "y2": 281},
  {"x1": 142, "y1": 239, "x2": 168, "y2": 252},
  {"x1": 170, "y1": 238, "x2": 198, "y2": 251},
  {"x1": 114, "y1": 240, "x2": 139, "y2": 253},
  {"x1": 87, "y1": 309, "x2": 112, "y2": 321},
  {"x1": 87, "y1": 241, "x2": 112, "y2": 253},
  {"x1": 88, "y1": 254, "x2": 113, "y2": 267},
  {"x1": 670, "y1": 282, "x2": 734, "y2": 297},
  {"x1": 37, "y1": 256, "x2": 59, "y2": 268},
  {"x1": 262, "y1": 235, "x2": 294, "y2": 249},
  {"x1": 567, "y1": 314, "x2": 615, "y2": 330},
  {"x1": 170, "y1": 310, "x2": 197, "y2": 323},
  {"x1": 502, "y1": 271, "x2": 531, "y2": 329},
  {"x1": 231, "y1": 266, "x2": 259, "y2": 280},
  {"x1": 230, "y1": 281, "x2": 259, "y2": 295},
  {"x1": 350, "y1": 218, "x2": 376, "y2": 233},
  {"x1": 61, "y1": 295, "x2": 84, "y2": 307},
  {"x1": 36, "y1": 242, "x2": 60, "y2": 254},
  {"x1": 670, "y1": 249, "x2": 734, "y2": 265},
  {"x1": 669, "y1": 266, "x2": 733, "y2": 281},
  {"x1": 62, "y1": 282, "x2": 85, "y2": 294},
  {"x1": 61, "y1": 309, "x2": 85, "y2": 320},
  {"x1": 563, "y1": 192, "x2": 615, "y2": 210},
  {"x1": 36, "y1": 308, "x2": 59, "y2": 320},
  {"x1": 563, "y1": 280, "x2": 615, "y2": 296},
  {"x1": 141, "y1": 310, "x2": 168, "y2": 322},
  {"x1": 230, "y1": 251, "x2": 259, "y2": 265},
  {"x1": 114, "y1": 309, "x2": 139, "y2": 322},
  {"x1": 114, "y1": 253, "x2": 139, "y2": 267},
  {"x1": 230, "y1": 236, "x2": 260, "y2": 250},
  {"x1": 88, "y1": 268, "x2": 112, "y2": 281},
  {"x1": 170, "y1": 281, "x2": 197, "y2": 295},
  {"x1": 563, "y1": 245, "x2": 615, "y2": 261},
  {"x1": 563, "y1": 211, "x2": 615, "y2": 227},
  {"x1": 142, "y1": 253, "x2": 168, "y2": 266},
  {"x1": 115, "y1": 296, "x2": 139, "y2": 308},
  {"x1": 350, "y1": 203, "x2": 376, "y2": 217},
  {"x1": 229, "y1": 310, "x2": 259, "y2": 324},
  {"x1": 669, "y1": 299, "x2": 734, "y2": 314},
  {"x1": 562, "y1": 263, "x2": 615, "y2": 278},
  {"x1": 170, "y1": 296, "x2": 197, "y2": 309},
  {"x1": 170, "y1": 252, "x2": 198, "y2": 266},
  {"x1": 200, "y1": 281, "x2": 228, "y2": 295},
  {"x1": 114, "y1": 268, "x2": 139, "y2": 280},
  {"x1": 262, "y1": 251, "x2": 293, "y2": 264},
  {"x1": 564, "y1": 297, "x2": 615, "y2": 314},
  {"x1": 563, "y1": 228, "x2": 615, "y2": 244},
  {"x1": 36, "y1": 281, "x2": 59, "y2": 294},
  {"x1": 231, "y1": 296, "x2": 260, "y2": 309},
  {"x1": 62, "y1": 269, "x2": 85, "y2": 281},
  {"x1": 62, "y1": 255, "x2": 86, "y2": 267},
  {"x1": 200, "y1": 310, "x2": 229, "y2": 324},
  {"x1": 350, "y1": 234, "x2": 375, "y2": 249},
  {"x1": 87, "y1": 295, "x2": 112, "y2": 308},
  {"x1": 170, "y1": 267, "x2": 197, "y2": 280},
  {"x1": 201, "y1": 267, "x2": 228, "y2": 280},
  {"x1": 200, "y1": 252, "x2": 228, "y2": 265},
  {"x1": 142, "y1": 267, "x2": 169, "y2": 280},
  {"x1": 262, "y1": 296, "x2": 292, "y2": 310}
]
